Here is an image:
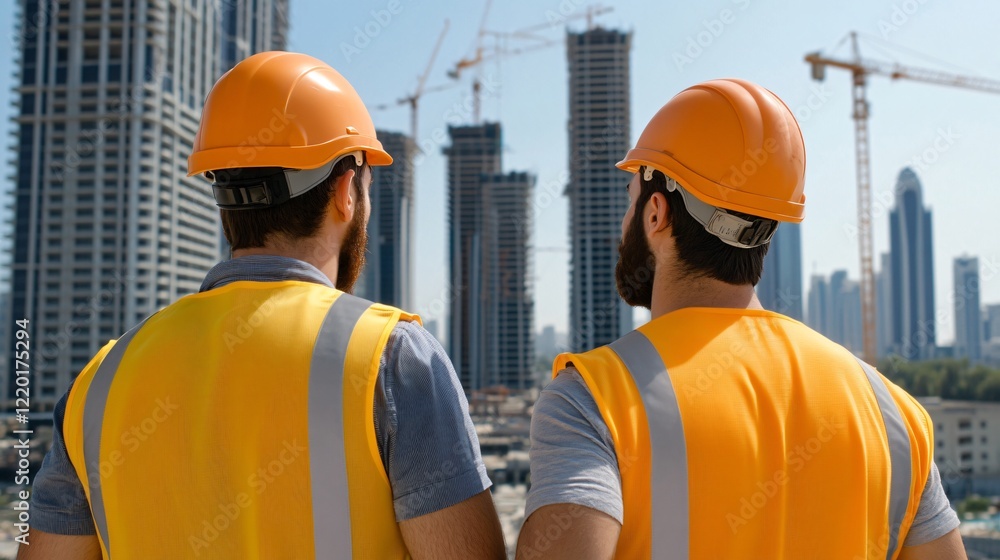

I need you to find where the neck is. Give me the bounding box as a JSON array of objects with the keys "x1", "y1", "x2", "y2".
[
  {"x1": 649, "y1": 269, "x2": 763, "y2": 319},
  {"x1": 232, "y1": 236, "x2": 340, "y2": 286}
]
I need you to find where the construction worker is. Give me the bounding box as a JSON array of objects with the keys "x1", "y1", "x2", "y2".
[
  {"x1": 516, "y1": 79, "x2": 965, "y2": 560},
  {"x1": 20, "y1": 52, "x2": 505, "y2": 559}
]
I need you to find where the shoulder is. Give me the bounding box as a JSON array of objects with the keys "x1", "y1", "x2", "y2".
[
  {"x1": 380, "y1": 320, "x2": 463, "y2": 409},
  {"x1": 383, "y1": 320, "x2": 447, "y2": 369},
  {"x1": 533, "y1": 368, "x2": 614, "y2": 452}
]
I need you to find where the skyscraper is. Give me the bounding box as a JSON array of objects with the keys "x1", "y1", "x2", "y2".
[
  {"x1": 953, "y1": 256, "x2": 981, "y2": 363},
  {"x1": 487, "y1": 171, "x2": 535, "y2": 390},
  {"x1": 5, "y1": 0, "x2": 287, "y2": 410},
  {"x1": 888, "y1": 167, "x2": 936, "y2": 360},
  {"x1": 445, "y1": 123, "x2": 501, "y2": 390},
  {"x1": 566, "y1": 27, "x2": 633, "y2": 352},
  {"x1": 357, "y1": 130, "x2": 414, "y2": 309},
  {"x1": 757, "y1": 223, "x2": 803, "y2": 320},
  {"x1": 444, "y1": 124, "x2": 535, "y2": 390}
]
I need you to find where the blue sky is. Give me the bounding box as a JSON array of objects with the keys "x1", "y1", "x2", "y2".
[{"x1": 3, "y1": 0, "x2": 1000, "y2": 344}]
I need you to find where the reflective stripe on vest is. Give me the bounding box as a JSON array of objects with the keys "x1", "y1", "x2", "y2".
[
  {"x1": 80, "y1": 295, "x2": 371, "y2": 557},
  {"x1": 855, "y1": 357, "x2": 913, "y2": 560},
  {"x1": 308, "y1": 293, "x2": 370, "y2": 558},
  {"x1": 608, "y1": 330, "x2": 689, "y2": 559},
  {"x1": 82, "y1": 318, "x2": 150, "y2": 555},
  {"x1": 607, "y1": 330, "x2": 914, "y2": 560}
]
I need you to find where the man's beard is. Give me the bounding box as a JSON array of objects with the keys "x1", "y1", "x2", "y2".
[
  {"x1": 615, "y1": 210, "x2": 657, "y2": 310},
  {"x1": 336, "y1": 194, "x2": 368, "y2": 293}
]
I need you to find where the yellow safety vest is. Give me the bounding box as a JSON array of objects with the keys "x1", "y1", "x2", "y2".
[
  {"x1": 62, "y1": 280, "x2": 418, "y2": 559},
  {"x1": 556, "y1": 307, "x2": 933, "y2": 560}
]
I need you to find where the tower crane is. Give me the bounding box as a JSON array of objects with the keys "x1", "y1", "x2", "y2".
[
  {"x1": 805, "y1": 32, "x2": 1000, "y2": 365},
  {"x1": 372, "y1": 19, "x2": 451, "y2": 140},
  {"x1": 448, "y1": 2, "x2": 613, "y2": 123}
]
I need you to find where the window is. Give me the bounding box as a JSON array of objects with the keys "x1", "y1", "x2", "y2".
[
  {"x1": 958, "y1": 420, "x2": 972, "y2": 430},
  {"x1": 958, "y1": 436, "x2": 973, "y2": 445}
]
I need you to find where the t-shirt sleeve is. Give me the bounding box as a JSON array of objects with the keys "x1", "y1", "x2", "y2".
[
  {"x1": 373, "y1": 321, "x2": 491, "y2": 521},
  {"x1": 902, "y1": 461, "x2": 961, "y2": 547},
  {"x1": 29, "y1": 385, "x2": 97, "y2": 535},
  {"x1": 524, "y1": 368, "x2": 623, "y2": 524}
]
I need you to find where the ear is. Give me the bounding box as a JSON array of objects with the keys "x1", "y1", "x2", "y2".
[
  {"x1": 644, "y1": 191, "x2": 670, "y2": 235},
  {"x1": 330, "y1": 169, "x2": 357, "y2": 224}
]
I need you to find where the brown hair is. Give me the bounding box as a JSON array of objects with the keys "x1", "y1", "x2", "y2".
[{"x1": 638, "y1": 168, "x2": 770, "y2": 285}]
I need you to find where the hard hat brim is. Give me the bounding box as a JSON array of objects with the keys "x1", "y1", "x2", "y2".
[
  {"x1": 617, "y1": 149, "x2": 805, "y2": 223},
  {"x1": 187, "y1": 135, "x2": 392, "y2": 177}
]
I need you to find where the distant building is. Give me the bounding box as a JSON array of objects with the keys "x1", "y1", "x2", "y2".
[
  {"x1": 357, "y1": 130, "x2": 414, "y2": 309},
  {"x1": 566, "y1": 27, "x2": 633, "y2": 352},
  {"x1": 806, "y1": 270, "x2": 862, "y2": 355},
  {"x1": 953, "y1": 256, "x2": 982, "y2": 363},
  {"x1": 6, "y1": 0, "x2": 287, "y2": 410},
  {"x1": 444, "y1": 124, "x2": 535, "y2": 390},
  {"x1": 876, "y1": 252, "x2": 893, "y2": 359},
  {"x1": 424, "y1": 320, "x2": 440, "y2": 344},
  {"x1": 486, "y1": 172, "x2": 535, "y2": 390},
  {"x1": 983, "y1": 304, "x2": 1000, "y2": 343},
  {"x1": 806, "y1": 275, "x2": 828, "y2": 334},
  {"x1": 840, "y1": 280, "x2": 864, "y2": 355},
  {"x1": 757, "y1": 223, "x2": 803, "y2": 320},
  {"x1": 888, "y1": 168, "x2": 936, "y2": 359},
  {"x1": 920, "y1": 398, "x2": 1000, "y2": 476},
  {"x1": 537, "y1": 325, "x2": 557, "y2": 360}
]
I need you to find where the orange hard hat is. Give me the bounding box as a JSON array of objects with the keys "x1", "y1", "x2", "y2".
[
  {"x1": 617, "y1": 78, "x2": 805, "y2": 224},
  {"x1": 187, "y1": 51, "x2": 391, "y2": 177}
]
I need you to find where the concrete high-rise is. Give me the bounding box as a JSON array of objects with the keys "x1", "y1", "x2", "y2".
[
  {"x1": 444, "y1": 124, "x2": 535, "y2": 390},
  {"x1": 5, "y1": 0, "x2": 287, "y2": 410},
  {"x1": 888, "y1": 167, "x2": 936, "y2": 359},
  {"x1": 566, "y1": 27, "x2": 633, "y2": 352},
  {"x1": 487, "y1": 171, "x2": 535, "y2": 390},
  {"x1": 357, "y1": 130, "x2": 414, "y2": 309},
  {"x1": 953, "y1": 256, "x2": 981, "y2": 363},
  {"x1": 757, "y1": 223, "x2": 803, "y2": 320}
]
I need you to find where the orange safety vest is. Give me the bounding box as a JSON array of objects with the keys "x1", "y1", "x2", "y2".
[
  {"x1": 62, "y1": 281, "x2": 417, "y2": 559},
  {"x1": 556, "y1": 308, "x2": 933, "y2": 560}
]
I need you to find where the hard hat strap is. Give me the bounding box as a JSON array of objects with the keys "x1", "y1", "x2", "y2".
[
  {"x1": 661, "y1": 173, "x2": 778, "y2": 249},
  {"x1": 210, "y1": 151, "x2": 363, "y2": 210}
]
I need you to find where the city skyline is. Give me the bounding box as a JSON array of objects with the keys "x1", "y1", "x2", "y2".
[{"x1": 3, "y1": 2, "x2": 1000, "y2": 350}]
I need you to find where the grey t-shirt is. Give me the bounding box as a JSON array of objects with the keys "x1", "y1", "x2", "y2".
[
  {"x1": 526, "y1": 369, "x2": 961, "y2": 548},
  {"x1": 29, "y1": 256, "x2": 490, "y2": 534}
]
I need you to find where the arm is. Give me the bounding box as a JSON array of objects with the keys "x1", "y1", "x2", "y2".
[
  {"x1": 898, "y1": 528, "x2": 967, "y2": 560},
  {"x1": 399, "y1": 490, "x2": 505, "y2": 560},
  {"x1": 517, "y1": 504, "x2": 620, "y2": 560},
  {"x1": 17, "y1": 531, "x2": 101, "y2": 560},
  {"x1": 18, "y1": 386, "x2": 100, "y2": 559},
  {"x1": 515, "y1": 370, "x2": 624, "y2": 560},
  {"x1": 896, "y1": 461, "x2": 966, "y2": 559},
  {"x1": 375, "y1": 321, "x2": 504, "y2": 559}
]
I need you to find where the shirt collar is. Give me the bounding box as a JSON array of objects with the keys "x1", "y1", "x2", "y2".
[{"x1": 199, "y1": 255, "x2": 335, "y2": 292}]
